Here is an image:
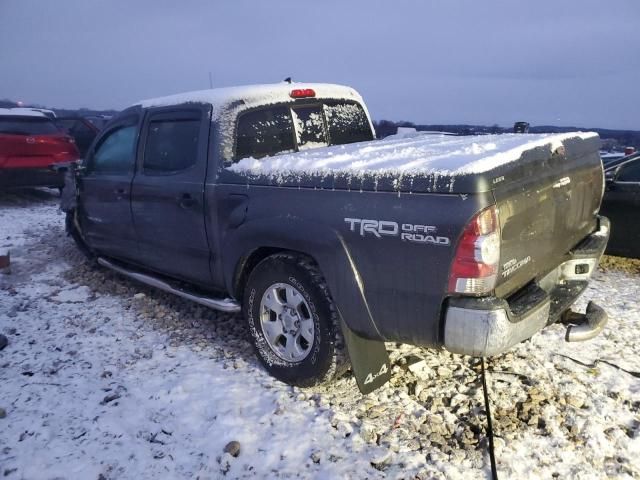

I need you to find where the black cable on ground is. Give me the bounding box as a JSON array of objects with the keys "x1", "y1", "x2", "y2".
[
  {"x1": 481, "y1": 358, "x2": 499, "y2": 480},
  {"x1": 554, "y1": 353, "x2": 640, "y2": 379}
]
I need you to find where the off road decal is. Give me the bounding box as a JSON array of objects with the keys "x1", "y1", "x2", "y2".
[{"x1": 344, "y1": 218, "x2": 450, "y2": 246}]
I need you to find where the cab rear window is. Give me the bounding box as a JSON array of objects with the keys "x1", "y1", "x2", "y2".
[
  {"x1": 234, "y1": 101, "x2": 373, "y2": 161},
  {"x1": 324, "y1": 101, "x2": 373, "y2": 145},
  {"x1": 235, "y1": 106, "x2": 295, "y2": 160},
  {"x1": 0, "y1": 117, "x2": 59, "y2": 135},
  {"x1": 292, "y1": 105, "x2": 328, "y2": 151}
]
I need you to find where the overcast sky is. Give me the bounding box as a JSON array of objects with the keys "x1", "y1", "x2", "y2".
[{"x1": 1, "y1": 0, "x2": 638, "y2": 129}]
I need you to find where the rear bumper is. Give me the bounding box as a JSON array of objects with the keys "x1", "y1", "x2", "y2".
[
  {"x1": 443, "y1": 216, "x2": 610, "y2": 357},
  {"x1": 0, "y1": 167, "x2": 65, "y2": 188}
]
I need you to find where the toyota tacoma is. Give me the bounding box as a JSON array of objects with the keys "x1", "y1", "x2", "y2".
[{"x1": 62, "y1": 82, "x2": 609, "y2": 393}]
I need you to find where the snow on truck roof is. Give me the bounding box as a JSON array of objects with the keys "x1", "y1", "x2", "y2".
[
  {"x1": 230, "y1": 131, "x2": 600, "y2": 177},
  {"x1": 135, "y1": 82, "x2": 364, "y2": 118}
]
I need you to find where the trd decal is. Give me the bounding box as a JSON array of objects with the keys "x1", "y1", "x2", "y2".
[
  {"x1": 344, "y1": 218, "x2": 450, "y2": 246},
  {"x1": 502, "y1": 256, "x2": 531, "y2": 278}
]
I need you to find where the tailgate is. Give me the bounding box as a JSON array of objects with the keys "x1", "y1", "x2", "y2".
[{"x1": 493, "y1": 134, "x2": 603, "y2": 298}]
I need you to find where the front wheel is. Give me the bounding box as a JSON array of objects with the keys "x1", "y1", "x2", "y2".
[{"x1": 243, "y1": 253, "x2": 347, "y2": 387}]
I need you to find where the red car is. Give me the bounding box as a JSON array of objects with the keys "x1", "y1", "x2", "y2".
[{"x1": 0, "y1": 109, "x2": 80, "y2": 189}]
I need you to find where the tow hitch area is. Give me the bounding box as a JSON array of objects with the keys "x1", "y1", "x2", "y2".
[{"x1": 562, "y1": 301, "x2": 608, "y2": 342}]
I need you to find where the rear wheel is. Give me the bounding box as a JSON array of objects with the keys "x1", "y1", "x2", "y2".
[{"x1": 243, "y1": 253, "x2": 347, "y2": 387}]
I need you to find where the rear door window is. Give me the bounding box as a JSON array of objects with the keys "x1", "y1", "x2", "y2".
[
  {"x1": 57, "y1": 119, "x2": 96, "y2": 138},
  {"x1": 143, "y1": 116, "x2": 201, "y2": 173},
  {"x1": 56, "y1": 119, "x2": 78, "y2": 133},
  {"x1": 617, "y1": 160, "x2": 640, "y2": 182},
  {"x1": 235, "y1": 107, "x2": 295, "y2": 160},
  {"x1": 0, "y1": 117, "x2": 59, "y2": 135}
]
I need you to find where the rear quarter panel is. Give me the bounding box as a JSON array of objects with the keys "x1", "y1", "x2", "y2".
[{"x1": 214, "y1": 172, "x2": 492, "y2": 346}]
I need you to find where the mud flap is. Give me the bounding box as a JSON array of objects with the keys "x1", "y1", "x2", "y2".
[{"x1": 340, "y1": 318, "x2": 391, "y2": 394}]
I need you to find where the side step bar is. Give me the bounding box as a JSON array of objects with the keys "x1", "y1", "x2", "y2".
[{"x1": 97, "y1": 257, "x2": 241, "y2": 313}]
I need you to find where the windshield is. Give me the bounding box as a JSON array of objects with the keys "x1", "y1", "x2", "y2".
[{"x1": 0, "y1": 116, "x2": 60, "y2": 135}]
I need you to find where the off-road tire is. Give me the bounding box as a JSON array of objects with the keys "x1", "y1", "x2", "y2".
[{"x1": 243, "y1": 253, "x2": 348, "y2": 387}]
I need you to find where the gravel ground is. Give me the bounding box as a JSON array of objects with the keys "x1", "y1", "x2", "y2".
[{"x1": 0, "y1": 189, "x2": 639, "y2": 479}]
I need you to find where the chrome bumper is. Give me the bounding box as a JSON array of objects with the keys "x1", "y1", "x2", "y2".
[
  {"x1": 444, "y1": 300, "x2": 550, "y2": 356},
  {"x1": 443, "y1": 217, "x2": 609, "y2": 357}
]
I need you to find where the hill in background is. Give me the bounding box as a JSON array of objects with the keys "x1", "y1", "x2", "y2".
[{"x1": 0, "y1": 98, "x2": 118, "y2": 120}]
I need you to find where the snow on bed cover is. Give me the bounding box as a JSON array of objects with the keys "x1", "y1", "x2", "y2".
[
  {"x1": 230, "y1": 131, "x2": 599, "y2": 177},
  {"x1": 136, "y1": 83, "x2": 363, "y2": 119},
  {"x1": 0, "y1": 107, "x2": 46, "y2": 117}
]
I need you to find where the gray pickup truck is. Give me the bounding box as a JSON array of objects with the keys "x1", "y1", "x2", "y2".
[{"x1": 62, "y1": 82, "x2": 609, "y2": 393}]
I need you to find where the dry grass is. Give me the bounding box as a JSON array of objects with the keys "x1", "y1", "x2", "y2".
[{"x1": 599, "y1": 254, "x2": 640, "y2": 274}]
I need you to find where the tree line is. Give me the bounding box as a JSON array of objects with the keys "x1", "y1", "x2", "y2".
[{"x1": 373, "y1": 120, "x2": 640, "y2": 150}]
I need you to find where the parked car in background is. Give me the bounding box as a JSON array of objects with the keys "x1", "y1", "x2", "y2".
[
  {"x1": 84, "y1": 115, "x2": 112, "y2": 131},
  {"x1": 56, "y1": 117, "x2": 100, "y2": 157},
  {"x1": 601, "y1": 155, "x2": 640, "y2": 258},
  {"x1": 9, "y1": 107, "x2": 57, "y2": 119},
  {"x1": 600, "y1": 151, "x2": 627, "y2": 167},
  {"x1": 0, "y1": 108, "x2": 80, "y2": 189},
  {"x1": 603, "y1": 152, "x2": 640, "y2": 179}
]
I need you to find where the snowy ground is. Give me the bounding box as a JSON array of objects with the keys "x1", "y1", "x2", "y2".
[{"x1": 0, "y1": 189, "x2": 639, "y2": 479}]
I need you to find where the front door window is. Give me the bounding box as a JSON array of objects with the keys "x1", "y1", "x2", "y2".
[{"x1": 89, "y1": 124, "x2": 137, "y2": 174}]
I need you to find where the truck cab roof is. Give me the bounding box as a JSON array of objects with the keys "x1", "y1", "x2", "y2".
[{"x1": 133, "y1": 82, "x2": 366, "y2": 121}]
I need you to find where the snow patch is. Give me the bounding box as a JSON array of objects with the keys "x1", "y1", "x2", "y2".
[{"x1": 51, "y1": 285, "x2": 92, "y2": 303}]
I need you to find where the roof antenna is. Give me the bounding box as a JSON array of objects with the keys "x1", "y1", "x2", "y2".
[{"x1": 284, "y1": 77, "x2": 292, "y2": 84}]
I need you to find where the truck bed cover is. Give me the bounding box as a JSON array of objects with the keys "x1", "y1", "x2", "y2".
[{"x1": 228, "y1": 131, "x2": 599, "y2": 194}]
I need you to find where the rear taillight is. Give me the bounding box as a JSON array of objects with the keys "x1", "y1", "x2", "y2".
[{"x1": 448, "y1": 206, "x2": 500, "y2": 295}]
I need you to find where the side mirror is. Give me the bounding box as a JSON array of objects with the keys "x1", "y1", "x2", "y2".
[
  {"x1": 605, "y1": 166, "x2": 621, "y2": 186},
  {"x1": 604, "y1": 170, "x2": 614, "y2": 187}
]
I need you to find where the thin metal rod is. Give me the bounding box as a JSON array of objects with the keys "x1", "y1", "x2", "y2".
[{"x1": 481, "y1": 358, "x2": 499, "y2": 480}]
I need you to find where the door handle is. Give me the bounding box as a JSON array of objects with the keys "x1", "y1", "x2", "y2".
[
  {"x1": 115, "y1": 188, "x2": 126, "y2": 194},
  {"x1": 178, "y1": 193, "x2": 196, "y2": 209}
]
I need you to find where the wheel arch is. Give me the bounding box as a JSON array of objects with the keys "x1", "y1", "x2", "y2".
[
  {"x1": 232, "y1": 247, "x2": 320, "y2": 303},
  {"x1": 221, "y1": 219, "x2": 384, "y2": 341}
]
